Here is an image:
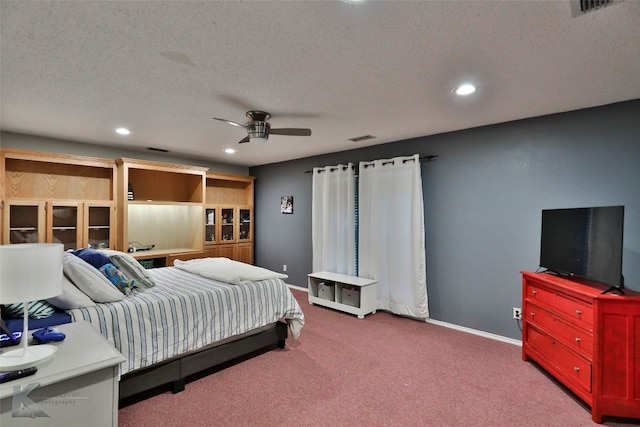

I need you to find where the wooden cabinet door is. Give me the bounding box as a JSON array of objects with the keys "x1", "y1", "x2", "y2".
[
  {"x1": 48, "y1": 201, "x2": 82, "y2": 251},
  {"x1": 84, "y1": 202, "x2": 115, "y2": 249},
  {"x1": 219, "y1": 206, "x2": 236, "y2": 243},
  {"x1": 238, "y1": 208, "x2": 252, "y2": 242},
  {"x1": 205, "y1": 206, "x2": 217, "y2": 246},
  {"x1": 236, "y1": 243, "x2": 253, "y2": 265},
  {"x1": 218, "y1": 244, "x2": 236, "y2": 260},
  {"x1": 3, "y1": 200, "x2": 46, "y2": 244}
]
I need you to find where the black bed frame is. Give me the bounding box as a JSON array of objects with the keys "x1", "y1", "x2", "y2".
[{"x1": 118, "y1": 321, "x2": 287, "y2": 406}]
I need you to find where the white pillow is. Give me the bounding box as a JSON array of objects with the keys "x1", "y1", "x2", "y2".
[
  {"x1": 63, "y1": 253, "x2": 124, "y2": 303},
  {"x1": 46, "y1": 274, "x2": 96, "y2": 309},
  {"x1": 99, "y1": 249, "x2": 156, "y2": 288}
]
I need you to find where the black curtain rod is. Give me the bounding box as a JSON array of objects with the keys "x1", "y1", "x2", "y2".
[{"x1": 304, "y1": 155, "x2": 437, "y2": 174}]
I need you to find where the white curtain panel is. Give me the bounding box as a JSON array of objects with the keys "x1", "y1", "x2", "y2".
[
  {"x1": 312, "y1": 164, "x2": 356, "y2": 275},
  {"x1": 358, "y1": 154, "x2": 429, "y2": 319}
]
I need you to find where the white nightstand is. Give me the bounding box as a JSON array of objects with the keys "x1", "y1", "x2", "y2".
[{"x1": 0, "y1": 321, "x2": 125, "y2": 427}]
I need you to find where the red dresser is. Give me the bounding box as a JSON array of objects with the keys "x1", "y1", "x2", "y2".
[{"x1": 521, "y1": 271, "x2": 640, "y2": 423}]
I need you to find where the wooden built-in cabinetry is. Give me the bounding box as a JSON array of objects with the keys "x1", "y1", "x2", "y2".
[
  {"x1": 115, "y1": 158, "x2": 207, "y2": 263},
  {"x1": 203, "y1": 172, "x2": 255, "y2": 265},
  {"x1": 1, "y1": 149, "x2": 256, "y2": 266},
  {"x1": 521, "y1": 271, "x2": 640, "y2": 423},
  {"x1": 1, "y1": 149, "x2": 116, "y2": 250}
]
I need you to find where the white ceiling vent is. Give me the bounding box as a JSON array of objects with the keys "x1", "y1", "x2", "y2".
[{"x1": 570, "y1": 0, "x2": 623, "y2": 17}]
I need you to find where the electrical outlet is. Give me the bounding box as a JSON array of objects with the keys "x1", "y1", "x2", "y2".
[
  {"x1": 512, "y1": 307, "x2": 522, "y2": 320},
  {"x1": 283, "y1": 264, "x2": 287, "y2": 272}
]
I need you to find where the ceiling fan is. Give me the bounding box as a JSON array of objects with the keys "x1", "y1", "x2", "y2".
[{"x1": 214, "y1": 110, "x2": 312, "y2": 144}]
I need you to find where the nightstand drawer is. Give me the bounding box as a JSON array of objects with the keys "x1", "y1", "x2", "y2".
[
  {"x1": 526, "y1": 326, "x2": 592, "y2": 393},
  {"x1": 526, "y1": 283, "x2": 593, "y2": 330},
  {"x1": 525, "y1": 301, "x2": 593, "y2": 358}
]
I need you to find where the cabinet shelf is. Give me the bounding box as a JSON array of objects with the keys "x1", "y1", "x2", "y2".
[
  {"x1": 126, "y1": 200, "x2": 202, "y2": 206},
  {"x1": 116, "y1": 158, "x2": 206, "y2": 254}
]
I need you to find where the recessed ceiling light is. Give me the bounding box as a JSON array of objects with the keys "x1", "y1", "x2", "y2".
[
  {"x1": 115, "y1": 127, "x2": 130, "y2": 135},
  {"x1": 453, "y1": 84, "x2": 476, "y2": 96},
  {"x1": 224, "y1": 148, "x2": 237, "y2": 154}
]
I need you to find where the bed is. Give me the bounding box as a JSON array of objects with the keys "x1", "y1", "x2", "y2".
[{"x1": 1, "y1": 253, "x2": 305, "y2": 404}]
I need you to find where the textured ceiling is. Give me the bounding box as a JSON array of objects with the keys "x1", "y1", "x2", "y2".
[{"x1": 1, "y1": 1, "x2": 639, "y2": 167}]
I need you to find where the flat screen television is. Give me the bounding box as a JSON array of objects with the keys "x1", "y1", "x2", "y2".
[{"x1": 539, "y1": 205, "x2": 624, "y2": 293}]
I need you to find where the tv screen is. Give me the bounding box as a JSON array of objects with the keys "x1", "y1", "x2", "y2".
[{"x1": 540, "y1": 205, "x2": 624, "y2": 289}]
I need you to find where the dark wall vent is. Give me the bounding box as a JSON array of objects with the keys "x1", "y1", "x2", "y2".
[
  {"x1": 570, "y1": 0, "x2": 623, "y2": 17},
  {"x1": 349, "y1": 135, "x2": 376, "y2": 142}
]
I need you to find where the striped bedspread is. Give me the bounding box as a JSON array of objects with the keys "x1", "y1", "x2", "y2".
[{"x1": 68, "y1": 266, "x2": 305, "y2": 375}]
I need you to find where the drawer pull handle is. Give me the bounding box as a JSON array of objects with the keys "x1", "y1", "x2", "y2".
[
  {"x1": 573, "y1": 366, "x2": 580, "y2": 372},
  {"x1": 575, "y1": 337, "x2": 581, "y2": 343},
  {"x1": 575, "y1": 309, "x2": 582, "y2": 316}
]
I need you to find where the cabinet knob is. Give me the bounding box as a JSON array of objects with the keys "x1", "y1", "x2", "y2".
[
  {"x1": 532, "y1": 290, "x2": 537, "y2": 296},
  {"x1": 575, "y1": 309, "x2": 582, "y2": 316},
  {"x1": 573, "y1": 366, "x2": 580, "y2": 372},
  {"x1": 575, "y1": 337, "x2": 581, "y2": 343},
  {"x1": 530, "y1": 312, "x2": 535, "y2": 318}
]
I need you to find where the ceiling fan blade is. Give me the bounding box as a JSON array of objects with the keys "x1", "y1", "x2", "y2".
[
  {"x1": 237, "y1": 136, "x2": 251, "y2": 144},
  {"x1": 270, "y1": 128, "x2": 312, "y2": 136},
  {"x1": 213, "y1": 117, "x2": 247, "y2": 128}
]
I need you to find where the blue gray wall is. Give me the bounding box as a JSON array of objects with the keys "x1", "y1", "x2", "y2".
[{"x1": 250, "y1": 100, "x2": 640, "y2": 340}]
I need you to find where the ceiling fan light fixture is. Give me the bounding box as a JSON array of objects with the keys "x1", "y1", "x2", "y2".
[
  {"x1": 250, "y1": 137, "x2": 269, "y2": 143},
  {"x1": 224, "y1": 148, "x2": 237, "y2": 154}
]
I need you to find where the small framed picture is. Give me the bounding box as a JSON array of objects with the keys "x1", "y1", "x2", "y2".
[{"x1": 281, "y1": 196, "x2": 293, "y2": 214}]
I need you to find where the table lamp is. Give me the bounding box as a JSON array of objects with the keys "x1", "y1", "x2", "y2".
[{"x1": 0, "y1": 243, "x2": 63, "y2": 371}]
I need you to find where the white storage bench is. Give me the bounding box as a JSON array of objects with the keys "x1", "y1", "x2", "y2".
[{"x1": 307, "y1": 272, "x2": 377, "y2": 319}]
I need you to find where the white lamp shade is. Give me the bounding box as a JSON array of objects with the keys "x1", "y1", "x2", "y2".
[{"x1": 0, "y1": 243, "x2": 63, "y2": 304}]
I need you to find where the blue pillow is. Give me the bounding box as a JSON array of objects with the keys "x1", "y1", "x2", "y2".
[{"x1": 72, "y1": 248, "x2": 111, "y2": 269}]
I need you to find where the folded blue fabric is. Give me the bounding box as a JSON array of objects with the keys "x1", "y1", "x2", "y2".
[{"x1": 72, "y1": 248, "x2": 111, "y2": 269}]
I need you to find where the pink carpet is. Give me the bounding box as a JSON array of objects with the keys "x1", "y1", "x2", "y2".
[{"x1": 118, "y1": 289, "x2": 639, "y2": 426}]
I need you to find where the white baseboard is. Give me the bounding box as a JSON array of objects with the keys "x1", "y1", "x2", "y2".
[
  {"x1": 425, "y1": 318, "x2": 522, "y2": 347},
  {"x1": 287, "y1": 284, "x2": 521, "y2": 347},
  {"x1": 287, "y1": 284, "x2": 309, "y2": 292}
]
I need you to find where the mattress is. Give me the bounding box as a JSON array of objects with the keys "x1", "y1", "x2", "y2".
[{"x1": 68, "y1": 266, "x2": 304, "y2": 375}]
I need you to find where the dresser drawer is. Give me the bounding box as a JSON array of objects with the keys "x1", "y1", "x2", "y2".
[
  {"x1": 526, "y1": 326, "x2": 592, "y2": 393},
  {"x1": 525, "y1": 283, "x2": 593, "y2": 330},
  {"x1": 525, "y1": 301, "x2": 594, "y2": 358}
]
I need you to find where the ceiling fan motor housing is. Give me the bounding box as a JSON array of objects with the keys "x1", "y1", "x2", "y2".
[{"x1": 248, "y1": 121, "x2": 270, "y2": 139}]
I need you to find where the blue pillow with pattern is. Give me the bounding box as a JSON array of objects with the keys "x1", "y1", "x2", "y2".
[{"x1": 99, "y1": 263, "x2": 135, "y2": 295}]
